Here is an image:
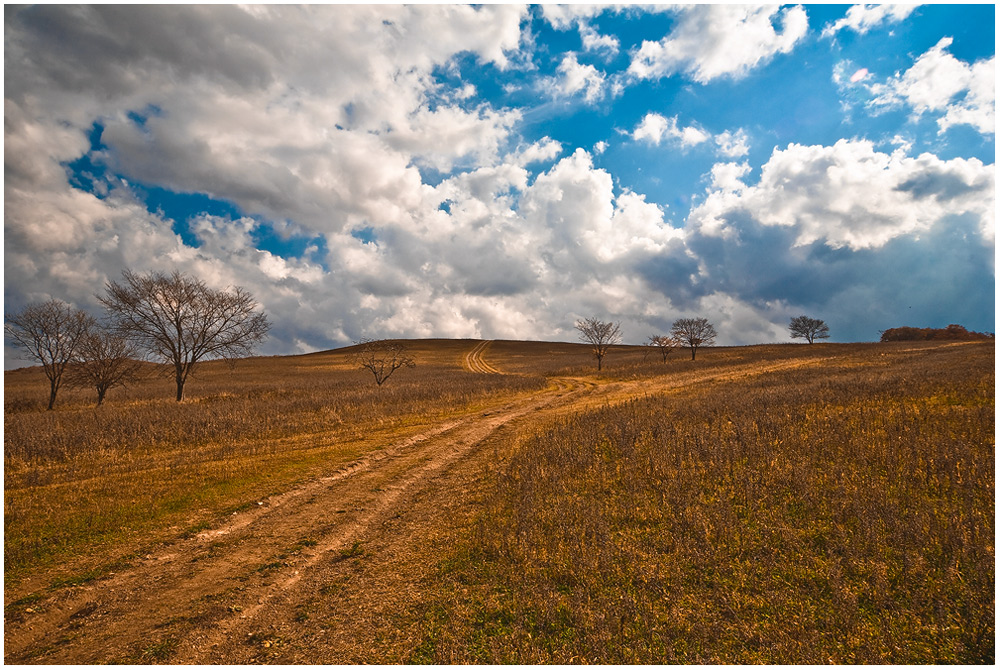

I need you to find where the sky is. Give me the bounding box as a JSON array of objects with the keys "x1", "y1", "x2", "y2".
[{"x1": 4, "y1": 3, "x2": 995, "y2": 364}]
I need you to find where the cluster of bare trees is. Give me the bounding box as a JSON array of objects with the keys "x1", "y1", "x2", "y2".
[
  {"x1": 5, "y1": 301, "x2": 97, "y2": 410},
  {"x1": 5, "y1": 270, "x2": 270, "y2": 408},
  {"x1": 578, "y1": 314, "x2": 830, "y2": 369},
  {"x1": 577, "y1": 315, "x2": 719, "y2": 369},
  {"x1": 643, "y1": 318, "x2": 719, "y2": 362},
  {"x1": 5, "y1": 268, "x2": 423, "y2": 405},
  {"x1": 668, "y1": 317, "x2": 718, "y2": 360},
  {"x1": 8, "y1": 274, "x2": 834, "y2": 406}
]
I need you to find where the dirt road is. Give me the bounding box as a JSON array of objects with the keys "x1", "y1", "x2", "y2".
[
  {"x1": 4, "y1": 344, "x2": 833, "y2": 663},
  {"x1": 3, "y1": 362, "x2": 598, "y2": 663}
]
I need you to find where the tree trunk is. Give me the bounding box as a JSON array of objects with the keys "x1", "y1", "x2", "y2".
[
  {"x1": 175, "y1": 376, "x2": 185, "y2": 401},
  {"x1": 47, "y1": 381, "x2": 58, "y2": 410},
  {"x1": 96, "y1": 387, "x2": 107, "y2": 406},
  {"x1": 690, "y1": 347, "x2": 696, "y2": 360}
]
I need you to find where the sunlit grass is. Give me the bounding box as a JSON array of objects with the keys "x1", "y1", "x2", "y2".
[
  {"x1": 5, "y1": 338, "x2": 994, "y2": 664},
  {"x1": 4, "y1": 340, "x2": 544, "y2": 586},
  {"x1": 416, "y1": 342, "x2": 994, "y2": 664}
]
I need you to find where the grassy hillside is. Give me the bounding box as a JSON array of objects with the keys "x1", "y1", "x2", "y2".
[
  {"x1": 4, "y1": 339, "x2": 994, "y2": 663},
  {"x1": 4, "y1": 339, "x2": 544, "y2": 583},
  {"x1": 415, "y1": 341, "x2": 995, "y2": 663}
]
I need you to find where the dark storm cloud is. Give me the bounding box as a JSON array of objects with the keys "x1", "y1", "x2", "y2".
[
  {"x1": 895, "y1": 167, "x2": 992, "y2": 202},
  {"x1": 634, "y1": 239, "x2": 703, "y2": 309},
  {"x1": 6, "y1": 5, "x2": 276, "y2": 99},
  {"x1": 684, "y1": 210, "x2": 865, "y2": 309},
  {"x1": 459, "y1": 258, "x2": 538, "y2": 297},
  {"x1": 678, "y1": 209, "x2": 994, "y2": 340}
]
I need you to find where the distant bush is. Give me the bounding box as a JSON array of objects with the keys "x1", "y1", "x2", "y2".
[{"x1": 880, "y1": 324, "x2": 993, "y2": 342}]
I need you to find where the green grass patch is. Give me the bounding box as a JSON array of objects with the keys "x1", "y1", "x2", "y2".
[{"x1": 336, "y1": 540, "x2": 365, "y2": 561}]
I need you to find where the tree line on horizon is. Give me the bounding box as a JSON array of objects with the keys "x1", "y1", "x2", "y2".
[
  {"x1": 879, "y1": 324, "x2": 993, "y2": 342},
  {"x1": 576, "y1": 314, "x2": 831, "y2": 370},
  {"x1": 575, "y1": 314, "x2": 994, "y2": 371}
]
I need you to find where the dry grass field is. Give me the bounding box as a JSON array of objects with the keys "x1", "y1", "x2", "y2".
[
  {"x1": 4, "y1": 338, "x2": 994, "y2": 664},
  {"x1": 4, "y1": 339, "x2": 543, "y2": 585},
  {"x1": 419, "y1": 341, "x2": 994, "y2": 664}
]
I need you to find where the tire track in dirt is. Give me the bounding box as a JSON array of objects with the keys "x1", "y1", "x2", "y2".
[
  {"x1": 2, "y1": 376, "x2": 593, "y2": 664},
  {"x1": 463, "y1": 340, "x2": 501, "y2": 374}
]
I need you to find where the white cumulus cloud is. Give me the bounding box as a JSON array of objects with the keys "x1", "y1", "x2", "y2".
[
  {"x1": 633, "y1": 113, "x2": 710, "y2": 148},
  {"x1": 506, "y1": 137, "x2": 564, "y2": 167},
  {"x1": 633, "y1": 114, "x2": 750, "y2": 158},
  {"x1": 689, "y1": 138, "x2": 995, "y2": 250},
  {"x1": 869, "y1": 37, "x2": 995, "y2": 135},
  {"x1": 715, "y1": 129, "x2": 751, "y2": 158},
  {"x1": 543, "y1": 53, "x2": 609, "y2": 103},
  {"x1": 822, "y1": 4, "x2": 920, "y2": 38},
  {"x1": 579, "y1": 21, "x2": 620, "y2": 58},
  {"x1": 628, "y1": 4, "x2": 809, "y2": 83},
  {"x1": 540, "y1": 4, "x2": 612, "y2": 30}
]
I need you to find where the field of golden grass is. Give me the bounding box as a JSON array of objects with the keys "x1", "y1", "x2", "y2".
[
  {"x1": 4, "y1": 338, "x2": 994, "y2": 664},
  {"x1": 4, "y1": 339, "x2": 544, "y2": 584},
  {"x1": 414, "y1": 341, "x2": 995, "y2": 663}
]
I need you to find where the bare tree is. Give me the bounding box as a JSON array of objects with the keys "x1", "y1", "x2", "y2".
[
  {"x1": 670, "y1": 317, "x2": 717, "y2": 361},
  {"x1": 67, "y1": 327, "x2": 144, "y2": 406},
  {"x1": 5, "y1": 300, "x2": 95, "y2": 409},
  {"x1": 646, "y1": 334, "x2": 680, "y2": 363},
  {"x1": 100, "y1": 270, "x2": 270, "y2": 401},
  {"x1": 354, "y1": 338, "x2": 415, "y2": 387},
  {"x1": 789, "y1": 315, "x2": 830, "y2": 344},
  {"x1": 575, "y1": 317, "x2": 622, "y2": 370}
]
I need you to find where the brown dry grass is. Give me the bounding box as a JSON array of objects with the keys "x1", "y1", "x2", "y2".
[
  {"x1": 414, "y1": 341, "x2": 994, "y2": 664},
  {"x1": 4, "y1": 339, "x2": 994, "y2": 665},
  {"x1": 4, "y1": 339, "x2": 543, "y2": 586}
]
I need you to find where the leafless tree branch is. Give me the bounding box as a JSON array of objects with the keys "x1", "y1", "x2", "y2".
[
  {"x1": 5, "y1": 300, "x2": 95, "y2": 409},
  {"x1": 646, "y1": 334, "x2": 680, "y2": 363},
  {"x1": 66, "y1": 327, "x2": 145, "y2": 406},
  {"x1": 670, "y1": 317, "x2": 717, "y2": 361},
  {"x1": 575, "y1": 317, "x2": 622, "y2": 370},
  {"x1": 353, "y1": 338, "x2": 415, "y2": 387},
  {"x1": 99, "y1": 270, "x2": 270, "y2": 401},
  {"x1": 789, "y1": 316, "x2": 830, "y2": 344}
]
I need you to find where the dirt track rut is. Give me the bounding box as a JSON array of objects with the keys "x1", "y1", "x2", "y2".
[{"x1": 463, "y1": 339, "x2": 502, "y2": 374}]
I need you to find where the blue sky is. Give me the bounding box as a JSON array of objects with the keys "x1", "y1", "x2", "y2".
[{"x1": 4, "y1": 4, "x2": 995, "y2": 362}]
